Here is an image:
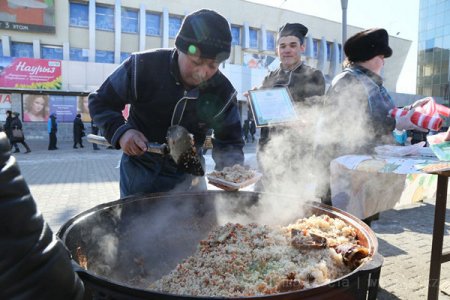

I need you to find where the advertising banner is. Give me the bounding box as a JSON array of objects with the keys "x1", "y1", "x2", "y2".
[
  {"x1": 0, "y1": 57, "x2": 62, "y2": 89},
  {"x1": 0, "y1": 0, "x2": 55, "y2": 33},
  {"x1": 49, "y1": 95, "x2": 77, "y2": 123}
]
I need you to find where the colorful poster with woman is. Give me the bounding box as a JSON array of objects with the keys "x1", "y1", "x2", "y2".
[{"x1": 22, "y1": 94, "x2": 49, "y2": 122}]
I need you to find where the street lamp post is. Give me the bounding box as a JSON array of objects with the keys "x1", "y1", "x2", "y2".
[{"x1": 341, "y1": 0, "x2": 348, "y2": 62}]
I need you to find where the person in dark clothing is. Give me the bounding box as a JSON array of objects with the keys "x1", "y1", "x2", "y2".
[
  {"x1": 91, "y1": 120, "x2": 100, "y2": 150},
  {"x1": 242, "y1": 119, "x2": 250, "y2": 142},
  {"x1": 249, "y1": 119, "x2": 256, "y2": 142},
  {"x1": 410, "y1": 130, "x2": 428, "y2": 145},
  {"x1": 3, "y1": 110, "x2": 19, "y2": 152},
  {"x1": 0, "y1": 132, "x2": 85, "y2": 299},
  {"x1": 89, "y1": 9, "x2": 244, "y2": 197},
  {"x1": 10, "y1": 112, "x2": 31, "y2": 153},
  {"x1": 73, "y1": 113, "x2": 85, "y2": 149},
  {"x1": 251, "y1": 23, "x2": 326, "y2": 192},
  {"x1": 48, "y1": 113, "x2": 58, "y2": 150}
]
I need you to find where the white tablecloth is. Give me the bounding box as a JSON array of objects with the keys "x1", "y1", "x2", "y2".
[{"x1": 330, "y1": 154, "x2": 439, "y2": 219}]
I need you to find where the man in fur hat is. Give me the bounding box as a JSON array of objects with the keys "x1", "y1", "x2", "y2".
[{"x1": 89, "y1": 9, "x2": 244, "y2": 197}]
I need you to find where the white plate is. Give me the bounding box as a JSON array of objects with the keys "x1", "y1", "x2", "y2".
[{"x1": 207, "y1": 172, "x2": 262, "y2": 190}]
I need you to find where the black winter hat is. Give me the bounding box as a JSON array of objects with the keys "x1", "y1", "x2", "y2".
[
  {"x1": 175, "y1": 9, "x2": 232, "y2": 62},
  {"x1": 344, "y1": 28, "x2": 392, "y2": 62},
  {"x1": 278, "y1": 23, "x2": 308, "y2": 44}
]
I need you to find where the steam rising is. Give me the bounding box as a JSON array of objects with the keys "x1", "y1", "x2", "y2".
[{"x1": 78, "y1": 79, "x2": 397, "y2": 288}]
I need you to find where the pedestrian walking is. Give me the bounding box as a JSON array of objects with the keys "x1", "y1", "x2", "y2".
[
  {"x1": 242, "y1": 119, "x2": 250, "y2": 142},
  {"x1": 10, "y1": 112, "x2": 31, "y2": 153},
  {"x1": 48, "y1": 113, "x2": 58, "y2": 150},
  {"x1": 73, "y1": 114, "x2": 85, "y2": 149},
  {"x1": 91, "y1": 120, "x2": 100, "y2": 150},
  {"x1": 249, "y1": 119, "x2": 256, "y2": 142},
  {"x1": 3, "y1": 110, "x2": 19, "y2": 152}
]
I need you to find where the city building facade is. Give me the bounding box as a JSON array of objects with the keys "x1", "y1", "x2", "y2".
[
  {"x1": 0, "y1": 0, "x2": 411, "y2": 140},
  {"x1": 417, "y1": 0, "x2": 450, "y2": 103}
]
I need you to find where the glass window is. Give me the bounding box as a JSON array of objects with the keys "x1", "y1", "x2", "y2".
[
  {"x1": 169, "y1": 16, "x2": 182, "y2": 38},
  {"x1": 120, "y1": 52, "x2": 131, "y2": 63},
  {"x1": 122, "y1": 8, "x2": 138, "y2": 33},
  {"x1": 231, "y1": 25, "x2": 241, "y2": 46},
  {"x1": 146, "y1": 12, "x2": 161, "y2": 36},
  {"x1": 96, "y1": 5, "x2": 114, "y2": 31},
  {"x1": 266, "y1": 31, "x2": 275, "y2": 51},
  {"x1": 70, "y1": 47, "x2": 88, "y2": 62},
  {"x1": 11, "y1": 42, "x2": 33, "y2": 58},
  {"x1": 70, "y1": 2, "x2": 89, "y2": 27},
  {"x1": 42, "y1": 46, "x2": 63, "y2": 60},
  {"x1": 95, "y1": 50, "x2": 114, "y2": 63},
  {"x1": 0, "y1": 40, "x2": 3, "y2": 57},
  {"x1": 249, "y1": 28, "x2": 258, "y2": 49}
]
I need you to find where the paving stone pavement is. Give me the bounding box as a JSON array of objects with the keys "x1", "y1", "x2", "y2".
[{"x1": 10, "y1": 139, "x2": 450, "y2": 300}]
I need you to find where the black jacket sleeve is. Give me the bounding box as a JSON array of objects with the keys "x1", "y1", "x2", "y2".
[{"x1": 0, "y1": 132, "x2": 84, "y2": 300}]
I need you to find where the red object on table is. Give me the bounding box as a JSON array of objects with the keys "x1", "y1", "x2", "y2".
[{"x1": 389, "y1": 107, "x2": 443, "y2": 131}]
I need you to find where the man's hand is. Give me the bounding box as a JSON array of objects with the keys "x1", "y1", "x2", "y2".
[
  {"x1": 407, "y1": 98, "x2": 432, "y2": 110},
  {"x1": 119, "y1": 129, "x2": 148, "y2": 156}
]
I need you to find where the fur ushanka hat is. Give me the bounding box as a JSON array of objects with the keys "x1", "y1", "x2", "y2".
[{"x1": 344, "y1": 28, "x2": 393, "y2": 62}]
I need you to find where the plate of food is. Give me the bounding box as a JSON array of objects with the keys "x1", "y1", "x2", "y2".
[{"x1": 207, "y1": 164, "x2": 262, "y2": 190}]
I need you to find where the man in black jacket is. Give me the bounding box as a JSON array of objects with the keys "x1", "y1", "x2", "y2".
[
  {"x1": 89, "y1": 9, "x2": 244, "y2": 197},
  {"x1": 0, "y1": 132, "x2": 84, "y2": 299}
]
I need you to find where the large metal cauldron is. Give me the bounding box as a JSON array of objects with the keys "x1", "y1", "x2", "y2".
[{"x1": 58, "y1": 191, "x2": 383, "y2": 300}]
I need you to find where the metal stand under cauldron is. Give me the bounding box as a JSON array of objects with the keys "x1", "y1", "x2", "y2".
[{"x1": 423, "y1": 165, "x2": 450, "y2": 300}]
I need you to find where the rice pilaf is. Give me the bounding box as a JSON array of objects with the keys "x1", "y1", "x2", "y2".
[{"x1": 149, "y1": 214, "x2": 369, "y2": 297}]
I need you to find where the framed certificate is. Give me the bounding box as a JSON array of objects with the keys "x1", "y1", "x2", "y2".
[{"x1": 247, "y1": 87, "x2": 298, "y2": 127}]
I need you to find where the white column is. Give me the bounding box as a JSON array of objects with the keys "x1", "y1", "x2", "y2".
[
  {"x1": 242, "y1": 22, "x2": 249, "y2": 49},
  {"x1": 162, "y1": 7, "x2": 169, "y2": 48},
  {"x1": 260, "y1": 25, "x2": 267, "y2": 51},
  {"x1": 114, "y1": 0, "x2": 121, "y2": 64},
  {"x1": 63, "y1": 42, "x2": 70, "y2": 61},
  {"x1": 305, "y1": 35, "x2": 314, "y2": 58},
  {"x1": 1, "y1": 35, "x2": 10, "y2": 56},
  {"x1": 88, "y1": 0, "x2": 96, "y2": 62},
  {"x1": 33, "y1": 39, "x2": 40, "y2": 58},
  {"x1": 328, "y1": 40, "x2": 341, "y2": 78},
  {"x1": 317, "y1": 37, "x2": 327, "y2": 73},
  {"x1": 139, "y1": 3, "x2": 146, "y2": 51}
]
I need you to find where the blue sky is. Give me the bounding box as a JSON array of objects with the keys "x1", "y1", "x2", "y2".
[{"x1": 247, "y1": 0, "x2": 420, "y2": 93}]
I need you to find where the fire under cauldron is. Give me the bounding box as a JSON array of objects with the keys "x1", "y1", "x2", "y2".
[{"x1": 57, "y1": 191, "x2": 383, "y2": 300}]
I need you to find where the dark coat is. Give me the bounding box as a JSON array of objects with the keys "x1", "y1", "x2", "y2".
[
  {"x1": 73, "y1": 116, "x2": 85, "y2": 141},
  {"x1": 3, "y1": 114, "x2": 12, "y2": 138},
  {"x1": 10, "y1": 116, "x2": 22, "y2": 130},
  {"x1": 89, "y1": 49, "x2": 244, "y2": 168},
  {"x1": 0, "y1": 132, "x2": 84, "y2": 299},
  {"x1": 258, "y1": 62, "x2": 326, "y2": 149},
  {"x1": 89, "y1": 48, "x2": 244, "y2": 196}
]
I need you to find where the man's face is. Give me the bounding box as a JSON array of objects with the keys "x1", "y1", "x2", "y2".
[
  {"x1": 277, "y1": 36, "x2": 305, "y2": 69},
  {"x1": 178, "y1": 51, "x2": 220, "y2": 88}
]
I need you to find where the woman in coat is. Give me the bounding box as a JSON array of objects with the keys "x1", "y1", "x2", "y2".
[
  {"x1": 73, "y1": 113, "x2": 85, "y2": 149},
  {"x1": 10, "y1": 112, "x2": 31, "y2": 153}
]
